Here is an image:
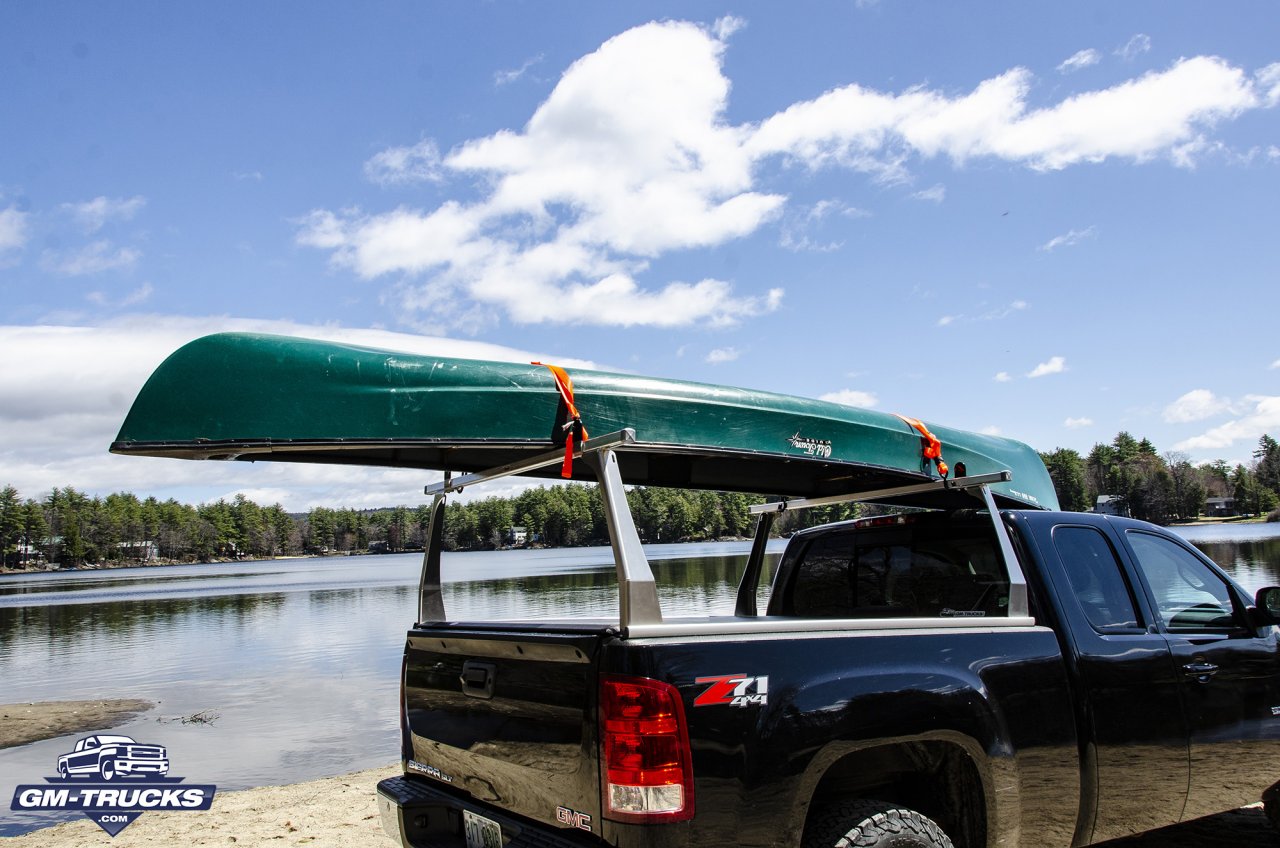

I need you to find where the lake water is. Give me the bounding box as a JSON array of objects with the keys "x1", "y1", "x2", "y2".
[{"x1": 2, "y1": 524, "x2": 1278, "y2": 835}]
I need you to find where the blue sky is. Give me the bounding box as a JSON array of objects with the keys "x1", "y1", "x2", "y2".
[{"x1": 2, "y1": 2, "x2": 1278, "y2": 510}]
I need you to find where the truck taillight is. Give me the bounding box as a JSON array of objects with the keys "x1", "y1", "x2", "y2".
[{"x1": 599, "y1": 674, "x2": 694, "y2": 823}]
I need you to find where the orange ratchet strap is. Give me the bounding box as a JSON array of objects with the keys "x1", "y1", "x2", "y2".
[
  {"x1": 533, "y1": 362, "x2": 589, "y2": 478},
  {"x1": 894, "y1": 414, "x2": 949, "y2": 479}
]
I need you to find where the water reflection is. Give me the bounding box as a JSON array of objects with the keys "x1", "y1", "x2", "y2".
[{"x1": 1170, "y1": 524, "x2": 1280, "y2": 593}]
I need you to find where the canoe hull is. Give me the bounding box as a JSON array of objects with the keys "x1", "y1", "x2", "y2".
[{"x1": 111, "y1": 333, "x2": 1058, "y2": 509}]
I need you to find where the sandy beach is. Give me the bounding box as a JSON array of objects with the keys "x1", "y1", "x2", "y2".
[
  {"x1": 0, "y1": 701, "x2": 155, "y2": 750},
  {"x1": 2, "y1": 764, "x2": 399, "y2": 848},
  {"x1": 2, "y1": 700, "x2": 1276, "y2": 847}
]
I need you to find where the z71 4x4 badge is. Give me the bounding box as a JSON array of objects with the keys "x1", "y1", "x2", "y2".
[{"x1": 694, "y1": 674, "x2": 769, "y2": 708}]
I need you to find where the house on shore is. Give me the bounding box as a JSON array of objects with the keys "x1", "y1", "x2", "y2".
[
  {"x1": 1203, "y1": 496, "x2": 1237, "y2": 518},
  {"x1": 1093, "y1": 495, "x2": 1129, "y2": 517}
]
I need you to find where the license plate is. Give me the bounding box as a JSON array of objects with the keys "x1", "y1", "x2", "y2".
[{"x1": 463, "y1": 809, "x2": 502, "y2": 848}]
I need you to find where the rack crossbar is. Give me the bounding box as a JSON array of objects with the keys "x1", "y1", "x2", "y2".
[
  {"x1": 424, "y1": 428, "x2": 636, "y2": 496},
  {"x1": 748, "y1": 470, "x2": 1012, "y2": 515}
]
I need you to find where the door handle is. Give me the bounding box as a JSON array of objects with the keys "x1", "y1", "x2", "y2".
[{"x1": 1182, "y1": 661, "x2": 1219, "y2": 682}]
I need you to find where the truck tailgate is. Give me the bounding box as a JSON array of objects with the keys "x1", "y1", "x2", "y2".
[{"x1": 402, "y1": 623, "x2": 610, "y2": 832}]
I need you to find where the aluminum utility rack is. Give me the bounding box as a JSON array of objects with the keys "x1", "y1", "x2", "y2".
[
  {"x1": 734, "y1": 470, "x2": 1030, "y2": 623},
  {"x1": 418, "y1": 429, "x2": 661, "y2": 627},
  {"x1": 416, "y1": 430, "x2": 1032, "y2": 635}
]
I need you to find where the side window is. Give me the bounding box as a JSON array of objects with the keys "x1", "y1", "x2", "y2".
[
  {"x1": 1052, "y1": 526, "x2": 1141, "y2": 632},
  {"x1": 1126, "y1": 531, "x2": 1240, "y2": 632}
]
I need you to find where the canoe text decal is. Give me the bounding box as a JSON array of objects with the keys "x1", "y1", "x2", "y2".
[{"x1": 788, "y1": 433, "x2": 832, "y2": 458}]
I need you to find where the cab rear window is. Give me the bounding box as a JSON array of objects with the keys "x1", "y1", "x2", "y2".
[{"x1": 769, "y1": 516, "x2": 1009, "y2": 619}]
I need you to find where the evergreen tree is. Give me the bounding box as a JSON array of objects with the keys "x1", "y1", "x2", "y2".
[
  {"x1": 1039, "y1": 449, "x2": 1089, "y2": 512},
  {"x1": 1255, "y1": 435, "x2": 1280, "y2": 496},
  {"x1": 0, "y1": 485, "x2": 20, "y2": 565}
]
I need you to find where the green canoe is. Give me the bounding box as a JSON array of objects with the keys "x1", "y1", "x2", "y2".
[{"x1": 110, "y1": 333, "x2": 1058, "y2": 509}]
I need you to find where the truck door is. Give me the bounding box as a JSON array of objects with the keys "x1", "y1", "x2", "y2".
[
  {"x1": 1038, "y1": 522, "x2": 1190, "y2": 843},
  {"x1": 1120, "y1": 528, "x2": 1280, "y2": 820}
]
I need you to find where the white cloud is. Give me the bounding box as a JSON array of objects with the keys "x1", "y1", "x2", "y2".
[
  {"x1": 911, "y1": 184, "x2": 946, "y2": 202},
  {"x1": 233, "y1": 170, "x2": 264, "y2": 182},
  {"x1": 1260, "y1": 63, "x2": 1280, "y2": 107},
  {"x1": 712, "y1": 15, "x2": 746, "y2": 40},
  {"x1": 301, "y1": 22, "x2": 787, "y2": 329},
  {"x1": 363, "y1": 139, "x2": 444, "y2": 186},
  {"x1": 1174, "y1": 395, "x2": 1280, "y2": 452},
  {"x1": 705, "y1": 346, "x2": 740, "y2": 364},
  {"x1": 300, "y1": 21, "x2": 1279, "y2": 330},
  {"x1": 0, "y1": 205, "x2": 29, "y2": 254},
  {"x1": 980, "y1": 425, "x2": 1002, "y2": 436},
  {"x1": 1116, "y1": 33, "x2": 1152, "y2": 61},
  {"x1": 994, "y1": 371, "x2": 1012, "y2": 383},
  {"x1": 748, "y1": 54, "x2": 1267, "y2": 173},
  {"x1": 41, "y1": 240, "x2": 141, "y2": 275},
  {"x1": 495, "y1": 54, "x2": 545, "y2": 87},
  {"x1": 1027, "y1": 356, "x2": 1067, "y2": 378},
  {"x1": 1064, "y1": 416, "x2": 1093, "y2": 429},
  {"x1": 820, "y1": 389, "x2": 879, "y2": 408},
  {"x1": 937, "y1": 300, "x2": 1028, "y2": 327},
  {"x1": 779, "y1": 199, "x2": 855, "y2": 251},
  {"x1": 63, "y1": 195, "x2": 146, "y2": 233},
  {"x1": 86, "y1": 283, "x2": 154, "y2": 308},
  {"x1": 1057, "y1": 49, "x2": 1101, "y2": 74},
  {"x1": 1163, "y1": 388, "x2": 1231, "y2": 423},
  {"x1": 0, "y1": 317, "x2": 599, "y2": 511},
  {"x1": 1040, "y1": 225, "x2": 1097, "y2": 251},
  {"x1": 1270, "y1": 358, "x2": 1280, "y2": 369}
]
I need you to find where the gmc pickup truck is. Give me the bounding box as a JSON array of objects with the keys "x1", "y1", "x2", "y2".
[
  {"x1": 57, "y1": 735, "x2": 169, "y2": 780},
  {"x1": 104, "y1": 333, "x2": 1280, "y2": 846},
  {"x1": 376, "y1": 448, "x2": 1280, "y2": 848}
]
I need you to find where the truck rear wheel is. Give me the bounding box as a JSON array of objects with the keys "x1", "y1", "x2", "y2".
[{"x1": 804, "y1": 800, "x2": 954, "y2": 848}]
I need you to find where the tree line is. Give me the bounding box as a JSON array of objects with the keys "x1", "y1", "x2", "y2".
[
  {"x1": 0, "y1": 483, "x2": 840, "y2": 569},
  {"x1": 4, "y1": 432, "x2": 1277, "y2": 568},
  {"x1": 1039, "y1": 432, "x2": 1280, "y2": 524}
]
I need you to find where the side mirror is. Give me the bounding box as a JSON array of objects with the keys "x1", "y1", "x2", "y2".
[{"x1": 1251, "y1": 586, "x2": 1280, "y2": 626}]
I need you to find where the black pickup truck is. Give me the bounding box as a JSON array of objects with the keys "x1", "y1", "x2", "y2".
[{"x1": 377, "y1": 464, "x2": 1280, "y2": 848}]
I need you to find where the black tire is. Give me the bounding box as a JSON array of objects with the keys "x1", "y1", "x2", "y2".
[
  {"x1": 804, "y1": 799, "x2": 954, "y2": 848},
  {"x1": 100, "y1": 759, "x2": 116, "y2": 781}
]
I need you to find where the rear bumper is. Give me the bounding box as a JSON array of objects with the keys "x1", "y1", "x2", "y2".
[{"x1": 376, "y1": 775, "x2": 590, "y2": 848}]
